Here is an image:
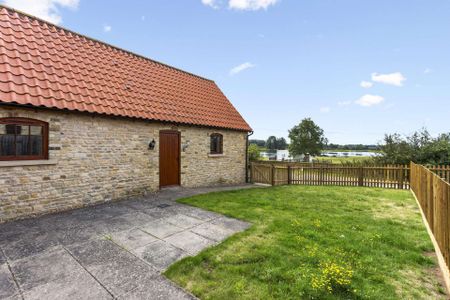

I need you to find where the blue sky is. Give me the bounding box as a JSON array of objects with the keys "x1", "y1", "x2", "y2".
[{"x1": 3, "y1": 0, "x2": 450, "y2": 144}]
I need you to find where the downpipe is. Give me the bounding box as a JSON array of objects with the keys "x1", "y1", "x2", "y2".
[{"x1": 245, "y1": 131, "x2": 254, "y2": 183}]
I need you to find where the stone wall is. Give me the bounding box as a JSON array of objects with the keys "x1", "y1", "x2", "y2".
[{"x1": 0, "y1": 106, "x2": 247, "y2": 222}]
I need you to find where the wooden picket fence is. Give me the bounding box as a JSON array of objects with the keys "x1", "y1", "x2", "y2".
[
  {"x1": 428, "y1": 165, "x2": 450, "y2": 183},
  {"x1": 410, "y1": 162, "x2": 450, "y2": 274},
  {"x1": 250, "y1": 162, "x2": 410, "y2": 189}
]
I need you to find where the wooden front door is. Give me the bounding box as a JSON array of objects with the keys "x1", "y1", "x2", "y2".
[{"x1": 159, "y1": 130, "x2": 181, "y2": 187}]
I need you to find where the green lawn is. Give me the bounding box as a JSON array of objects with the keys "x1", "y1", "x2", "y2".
[{"x1": 165, "y1": 186, "x2": 446, "y2": 299}]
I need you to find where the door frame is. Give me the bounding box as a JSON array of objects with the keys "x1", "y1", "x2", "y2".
[{"x1": 159, "y1": 130, "x2": 181, "y2": 188}]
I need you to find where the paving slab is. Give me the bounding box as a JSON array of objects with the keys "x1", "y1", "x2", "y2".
[
  {"x1": 142, "y1": 206, "x2": 179, "y2": 219},
  {"x1": 56, "y1": 225, "x2": 106, "y2": 246},
  {"x1": 2, "y1": 231, "x2": 60, "y2": 261},
  {"x1": 0, "y1": 249, "x2": 6, "y2": 265},
  {"x1": 118, "y1": 276, "x2": 195, "y2": 300},
  {"x1": 122, "y1": 198, "x2": 158, "y2": 211},
  {"x1": 162, "y1": 214, "x2": 204, "y2": 229},
  {"x1": 66, "y1": 206, "x2": 113, "y2": 223},
  {"x1": 22, "y1": 268, "x2": 112, "y2": 300},
  {"x1": 97, "y1": 215, "x2": 136, "y2": 234},
  {"x1": 209, "y1": 216, "x2": 250, "y2": 232},
  {"x1": 164, "y1": 231, "x2": 216, "y2": 255},
  {"x1": 10, "y1": 246, "x2": 84, "y2": 291},
  {"x1": 89, "y1": 202, "x2": 135, "y2": 219},
  {"x1": 171, "y1": 205, "x2": 223, "y2": 222},
  {"x1": 0, "y1": 222, "x2": 27, "y2": 245},
  {"x1": 190, "y1": 222, "x2": 235, "y2": 242},
  {"x1": 66, "y1": 238, "x2": 158, "y2": 297},
  {"x1": 139, "y1": 219, "x2": 184, "y2": 239},
  {"x1": 66, "y1": 238, "x2": 127, "y2": 267},
  {"x1": 110, "y1": 228, "x2": 157, "y2": 250},
  {"x1": 0, "y1": 263, "x2": 20, "y2": 299},
  {"x1": 120, "y1": 211, "x2": 159, "y2": 227},
  {"x1": 132, "y1": 240, "x2": 188, "y2": 271},
  {"x1": 87, "y1": 259, "x2": 156, "y2": 297}
]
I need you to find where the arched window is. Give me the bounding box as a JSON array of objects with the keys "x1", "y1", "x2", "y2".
[
  {"x1": 210, "y1": 133, "x2": 223, "y2": 154},
  {"x1": 0, "y1": 118, "x2": 49, "y2": 161}
]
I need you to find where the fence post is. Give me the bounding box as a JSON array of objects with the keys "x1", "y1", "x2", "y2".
[
  {"x1": 287, "y1": 165, "x2": 291, "y2": 185},
  {"x1": 358, "y1": 167, "x2": 364, "y2": 186},
  {"x1": 399, "y1": 165, "x2": 404, "y2": 189},
  {"x1": 250, "y1": 162, "x2": 254, "y2": 184},
  {"x1": 271, "y1": 165, "x2": 275, "y2": 186}
]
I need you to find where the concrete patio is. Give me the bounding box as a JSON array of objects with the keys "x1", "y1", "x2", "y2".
[{"x1": 0, "y1": 185, "x2": 254, "y2": 300}]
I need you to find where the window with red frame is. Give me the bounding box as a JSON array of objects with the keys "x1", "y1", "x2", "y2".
[{"x1": 0, "y1": 118, "x2": 49, "y2": 161}]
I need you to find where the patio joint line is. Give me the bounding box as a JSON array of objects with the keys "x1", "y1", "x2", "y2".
[
  {"x1": 105, "y1": 236, "x2": 164, "y2": 272},
  {"x1": 1, "y1": 247, "x2": 24, "y2": 300},
  {"x1": 187, "y1": 229, "x2": 220, "y2": 243},
  {"x1": 161, "y1": 214, "x2": 222, "y2": 234},
  {"x1": 62, "y1": 245, "x2": 116, "y2": 299}
]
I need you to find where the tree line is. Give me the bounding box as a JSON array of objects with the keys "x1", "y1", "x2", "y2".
[
  {"x1": 249, "y1": 118, "x2": 450, "y2": 165},
  {"x1": 377, "y1": 129, "x2": 450, "y2": 165},
  {"x1": 249, "y1": 136, "x2": 287, "y2": 150}
]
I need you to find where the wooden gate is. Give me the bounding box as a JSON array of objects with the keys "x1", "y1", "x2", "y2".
[{"x1": 250, "y1": 163, "x2": 273, "y2": 185}]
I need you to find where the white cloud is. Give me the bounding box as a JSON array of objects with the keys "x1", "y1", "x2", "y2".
[
  {"x1": 338, "y1": 100, "x2": 352, "y2": 106},
  {"x1": 360, "y1": 81, "x2": 373, "y2": 88},
  {"x1": 202, "y1": 0, "x2": 220, "y2": 9},
  {"x1": 320, "y1": 106, "x2": 331, "y2": 113},
  {"x1": 202, "y1": 0, "x2": 279, "y2": 10},
  {"x1": 103, "y1": 24, "x2": 112, "y2": 32},
  {"x1": 371, "y1": 72, "x2": 406, "y2": 87},
  {"x1": 229, "y1": 62, "x2": 255, "y2": 76},
  {"x1": 3, "y1": 0, "x2": 79, "y2": 24},
  {"x1": 424, "y1": 68, "x2": 432, "y2": 74},
  {"x1": 355, "y1": 94, "x2": 385, "y2": 107},
  {"x1": 229, "y1": 0, "x2": 279, "y2": 10}
]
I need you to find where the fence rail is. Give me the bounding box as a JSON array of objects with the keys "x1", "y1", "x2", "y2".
[
  {"x1": 250, "y1": 163, "x2": 410, "y2": 189},
  {"x1": 428, "y1": 165, "x2": 450, "y2": 183},
  {"x1": 410, "y1": 162, "x2": 450, "y2": 272}
]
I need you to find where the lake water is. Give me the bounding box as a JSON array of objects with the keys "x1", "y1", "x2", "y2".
[{"x1": 321, "y1": 151, "x2": 381, "y2": 157}]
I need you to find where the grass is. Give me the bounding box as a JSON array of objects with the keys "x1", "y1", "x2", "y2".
[{"x1": 165, "y1": 186, "x2": 445, "y2": 299}]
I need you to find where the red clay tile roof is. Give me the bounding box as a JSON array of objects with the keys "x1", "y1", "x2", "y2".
[{"x1": 0, "y1": 6, "x2": 251, "y2": 132}]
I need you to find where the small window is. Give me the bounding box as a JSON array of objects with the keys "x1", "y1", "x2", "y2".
[
  {"x1": 0, "y1": 118, "x2": 49, "y2": 161},
  {"x1": 210, "y1": 133, "x2": 223, "y2": 154}
]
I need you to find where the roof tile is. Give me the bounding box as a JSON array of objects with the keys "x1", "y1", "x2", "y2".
[{"x1": 0, "y1": 6, "x2": 251, "y2": 131}]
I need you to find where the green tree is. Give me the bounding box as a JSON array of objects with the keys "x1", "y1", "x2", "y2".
[
  {"x1": 378, "y1": 133, "x2": 412, "y2": 164},
  {"x1": 249, "y1": 139, "x2": 266, "y2": 147},
  {"x1": 248, "y1": 144, "x2": 261, "y2": 161},
  {"x1": 377, "y1": 128, "x2": 450, "y2": 165},
  {"x1": 288, "y1": 118, "x2": 327, "y2": 156},
  {"x1": 276, "y1": 137, "x2": 288, "y2": 150},
  {"x1": 265, "y1": 136, "x2": 278, "y2": 150}
]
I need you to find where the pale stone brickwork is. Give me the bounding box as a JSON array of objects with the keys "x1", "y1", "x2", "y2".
[{"x1": 0, "y1": 106, "x2": 247, "y2": 222}]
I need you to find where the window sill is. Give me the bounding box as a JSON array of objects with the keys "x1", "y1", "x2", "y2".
[
  {"x1": 0, "y1": 159, "x2": 58, "y2": 168},
  {"x1": 208, "y1": 153, "x2": 225, "y2": 158}
]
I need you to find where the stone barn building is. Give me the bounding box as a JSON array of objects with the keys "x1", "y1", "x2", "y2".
[{"x1": 0, "y1": 6, "x2": 252, "y2": 222}]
